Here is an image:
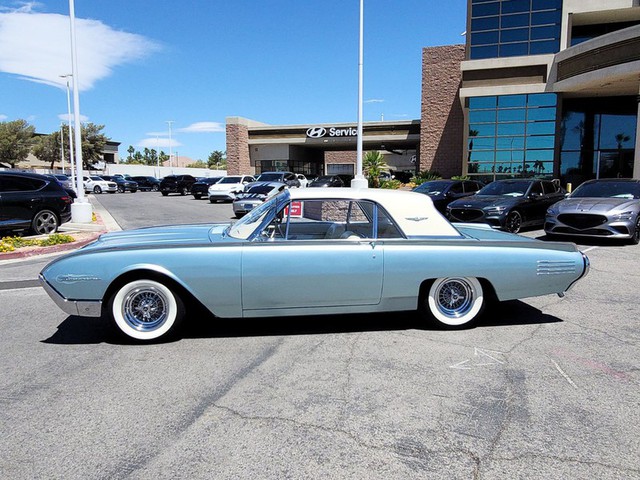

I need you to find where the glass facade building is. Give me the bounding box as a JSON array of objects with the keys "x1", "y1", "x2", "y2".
[
  {"x1": 470, "y1": 0, "x2": 562, "y2": 59},
  {"x1": 467, "y1": 93, "x2": 557, "y2": 180}
]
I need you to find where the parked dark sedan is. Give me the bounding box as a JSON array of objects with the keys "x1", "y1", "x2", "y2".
[
  {"x1": 413, "y1": 179, "x2": 484, "y2": 214},
  {"x1": 545, "y1": 178, "x2": 640, "y2": 244},
  {"x1": 0, "y1": 171, "x2": 73, "y2": 234},
  {"x1": 447, "y1": 179, "x2": 565, "y2": 233},
  {"x1": 309, "y1": 175, "x2": 345, "y2": 187},
  {"x1": 102, "y1": 175, "x2": 138, "y2": 193},
  {"x1": 44, "y1": 174, "x2": 77, "y2": 199},
  {"x1": 160, "y1": 175, "x2": 197, "y2": 196},
  {"x1": 191, "y1": 177, "x2": 222, "y2": 199},
  {"x1": 131, "y1": 176, "x2": 161, "y2": 192}
]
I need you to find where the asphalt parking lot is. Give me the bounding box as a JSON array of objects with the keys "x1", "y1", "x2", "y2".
[{"x1": 1, "y1": 190, "x2": 638, "y2": 479}]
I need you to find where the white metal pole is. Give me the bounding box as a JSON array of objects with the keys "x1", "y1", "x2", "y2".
[
  {"x1": 68, "y1": 0, "x2": 92, "y2": 222},
  {"x1": 60, "y1": 125, "x2": 65, "y2": 173},
  {"x1": 61, "y1": 76, "x2": 76, "y2": 189},
  {"x1": 167, "y1": 120, "x2": 174, "y2": 168},
  {"x1": 351, "y1": 0, "x2": 368, "y2": 188}
]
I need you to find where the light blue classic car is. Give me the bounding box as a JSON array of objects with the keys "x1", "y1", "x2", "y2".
[{"x1": 40, "y1": 188, "x2": 590, "y2": 342}]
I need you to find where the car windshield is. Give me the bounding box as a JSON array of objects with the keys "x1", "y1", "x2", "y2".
[
  {"x1": 227, "y1": 195, "x2": 280, "y2": 239},
  {"x1": 219, "y1": 176, "x2": 242, "y2": 184},
  {"x1": 256, "y1": 173, "x2": 282, "y2": 181},
  {"x1": 414, "y1": 181, "x2": 450, "y2": 195},
  {"x1": 478, "y1": 181, "x2": 530, "y2": 197},
  {"x1": 570, "y1": 181, "x2": 640, "y2": 199},
  {"x1": 314, "y1": 176, "x2": 334, "y2": 182},
  {"x1": 245, "y1": 184, "x2": 277, "y2": 194}
]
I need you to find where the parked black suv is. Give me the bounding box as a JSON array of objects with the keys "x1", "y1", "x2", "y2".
[
  {"x1": 131, "y1": 176, "x2": 161, "y2": 192},
  {"x1": 254, "y1": 171, "x2": 301, "y2": 188},
  {"x1": 191, "y1": 177, "x2": 222, "y2": 199},
  {"x1": 102, "y1": 175, "x2": 138, "y2": 193},
  {"x1": 0, "y1": 171, "x2": 73, "y2": 234},
  {"x1": 160, "y1": 175, "x2": 197, "y2": 196}
]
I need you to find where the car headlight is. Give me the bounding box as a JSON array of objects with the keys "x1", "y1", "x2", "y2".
[
  {"x1": 546, "y1": 206, "x2": 559, "y2": 216},
  {"x1": 485, "y1": 206, "x2": 506, "y2": 215},
  {"x1": 612, "y1": 211, "x2": 635, "y2": 221}
]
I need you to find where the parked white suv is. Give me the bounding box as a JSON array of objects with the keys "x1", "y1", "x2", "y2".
[
  {"x1": 208, "y1": 175, "x2": 255, "y2": 202},
  {"x1": 83, "y1": 175, "x2": 117, "y2": 194}
]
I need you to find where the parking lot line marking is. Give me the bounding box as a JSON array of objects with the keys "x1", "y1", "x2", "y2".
[
  {"x1": 551, "y1": 359, "x2": 579, "y2": 389},
  {"x1": 582, "y1": 246, "x2": 599, "y2": 253}
]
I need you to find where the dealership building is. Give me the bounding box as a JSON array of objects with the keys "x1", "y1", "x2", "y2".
[{"x1": 226, "y1": 0, "x2": 640, "y2": 187}]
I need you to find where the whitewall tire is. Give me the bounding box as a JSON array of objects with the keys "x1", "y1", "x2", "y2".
[
  {"x1": 426, "y1": 277, "x2": 484, "y2": 327},
  {"x1": 110, "y1": 279, "x2": 184, "y2": 341}
]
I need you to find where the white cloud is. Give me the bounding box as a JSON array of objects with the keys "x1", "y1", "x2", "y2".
[
  {"x1": 178, "y1": 122, "x2": 225, "y2": 134},
  {"x1": 365, "y1": 99, "x2": 384, "y2": 104},
  {"x1": 0, "y1": 6, "x2": 160, "y2": 91},
  {"x1": 137, "y1": 137, "x2": 182, "y2": 149},
  {"x1": 58, "y1": 112, "x2": 89, "y2": 123},
  {"x1": 0, "y1": 114, "x2": 7, "y2": 121}
]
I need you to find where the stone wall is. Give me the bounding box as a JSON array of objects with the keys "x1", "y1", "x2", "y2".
[
  {"x1": 226, "y1": 119, "x2": 253, "y2": 175},
  {"x1": 421, "y1": 45, "x2": 465, "y2": 178}
]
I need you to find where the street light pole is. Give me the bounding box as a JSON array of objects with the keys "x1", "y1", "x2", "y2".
[
  {"x1": 166, "y1": 121, "x2": 174, "y2": 169},
  {"x1": 68, "y1": 0, "x2": 92, "y2": 222},
  {"x1": 351, "y1": 0, "x2": 368, "y2": 189},
  {"x1": 60, "y1": 74, "x2": 75, "y2": 189}
]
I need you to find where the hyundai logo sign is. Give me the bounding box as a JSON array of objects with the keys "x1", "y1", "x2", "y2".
[
  {"x1": 306, "y1": 127, "x2": 327, "y2": 138},
  {"x1": 306, "y1": 126, "x2": 358, "y2": 139}
]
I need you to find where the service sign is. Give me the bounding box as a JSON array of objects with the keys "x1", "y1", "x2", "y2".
[{"x1": 306, "y1": 126, "x2": 358, "y2": 139}]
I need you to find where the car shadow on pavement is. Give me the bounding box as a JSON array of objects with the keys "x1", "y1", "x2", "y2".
[{"x1": 42, "y1": 300, "x2": 561, "y2": 345}]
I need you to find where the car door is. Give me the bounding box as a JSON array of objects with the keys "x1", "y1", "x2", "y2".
[
  {"x1": 521, "y1": 181, "x2": 547, "y2": 225},
  {"x1": 0, "y1": 175, "x2": 42, "y2": 231},
  {"x1": 241, "y1": 199, "x2": 383, "y2": 313}
]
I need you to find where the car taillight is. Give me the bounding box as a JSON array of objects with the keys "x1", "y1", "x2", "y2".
[{"x1": 61, "y1": 195, "x2": 72, "y2": 204}]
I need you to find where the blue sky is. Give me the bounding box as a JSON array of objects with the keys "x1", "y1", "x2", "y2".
[{"x1": 0, "y1": 0, "x2": 467, "y2": 162}]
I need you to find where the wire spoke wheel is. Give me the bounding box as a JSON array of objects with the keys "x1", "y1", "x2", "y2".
[
  {"x1": 425, "y1": 277, "x2": 484, "y2": 327},
  {"x1": 111, "y1": 279, "x2": 184, "y2": 341}
]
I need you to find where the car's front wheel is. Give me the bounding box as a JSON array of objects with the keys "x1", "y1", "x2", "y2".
[
  {"x1": 109, "y1": 279, "x2": 184, "y2": 342},
  {"x1": 31, "y1": 209, "x2": 59, "y2": 235},
  {"x1": 194, "y1": 193, "x2": 202, "y2": 200},
  {"x1": 152, "y1": 185, "x2": 159, "y2": 192},
  {"x1": 93, "y1": 185, "x2": 102, "y2": 194},
  {"x1": 422, "y1": 277, "x2": 484, "y2": 327},
  {"x1": 630, "y1": 216, "x2": 640, "y2": 245},
  {"x1": 161, "y1": 191, "x2": 169, "y2": 196},
  {"x1": 180, "y1": 186, "x2": 187, "y2": 196},
  {"x1": 505, "y1": 210, "x2": 522, "y2": 233}
]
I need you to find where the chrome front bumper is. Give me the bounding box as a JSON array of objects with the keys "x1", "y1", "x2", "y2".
[{"x1": 39, "y1": 274, "x2": 102, "y2": 317}]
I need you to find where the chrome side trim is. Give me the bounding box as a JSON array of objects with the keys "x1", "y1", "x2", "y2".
[{"x1": 39, "y1": 274, "x2": 102, "y2": 317}]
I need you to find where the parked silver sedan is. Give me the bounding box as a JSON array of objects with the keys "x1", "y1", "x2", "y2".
[
  {"x1": 545, "y1": 178, "x2": 640, "y2": 244},
  {"x1": 40, "y1": 188, "x2": 589, "y2": 342},
  {"x1": 232, "y1": 181, "x2": 287, "y2": 218}
]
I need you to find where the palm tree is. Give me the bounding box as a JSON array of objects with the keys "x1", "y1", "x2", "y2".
[{"x1": 363, "y1": 151, "x2": 389, "y2": 188}]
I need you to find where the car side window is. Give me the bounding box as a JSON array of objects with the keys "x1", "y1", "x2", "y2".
[
  {"x1": 542, "y1": 181, "x2": 557, "y2": 194},
  {"x1": 464, "y1": 181, "x2": 481, "y2": 193},
  {"x1": 0, "y1": 176, "x2": 43, "y2": 192},
  {"x1": 530, "y1": 182, "x2": 543, "y2": 195},
  {"x1": 449, "y1": 183, "x2": 463, "y2": 194}
]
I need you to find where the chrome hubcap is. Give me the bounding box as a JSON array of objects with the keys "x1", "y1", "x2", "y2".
[
  {"x1": 122, "y1": 287, "x2": 168, "y2": 331},
  {"x1": 36, "y1": 213, "x2": 57, "y2": 234},
  {"x1": 436, "y1": 279, "x2": 473, "y2": 318}
]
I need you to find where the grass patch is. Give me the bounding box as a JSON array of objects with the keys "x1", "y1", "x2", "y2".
[{"x1": 0, "y1": 233, "x2": 76, "y2": 253}]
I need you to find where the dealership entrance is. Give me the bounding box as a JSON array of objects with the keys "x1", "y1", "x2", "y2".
[{"x1": 225, "y1": 117, "x2": 420, "y2": 179}]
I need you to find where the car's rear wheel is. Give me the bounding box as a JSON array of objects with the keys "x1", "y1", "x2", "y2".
[
  {"x1": 161, "y1": 191, "x2": 169, "y2": 196},
  {"x1": 423, "y1": 277, "x2": 484, "y2": 327},
  {"x1": 31, "y1": 209, "x2": 59, "y2": 235},
  {"x1": 180, "y1": 187, "x2": 187, "y2": 196},
  {"x1": 505, "y1": 210, "x2": 522, "y2": 233},
  {"x1": 630, "y1": 216, "x2": 640, "y2": 245},
  {"x1": 152, "y1": 185, "x2": 159, "y2": 192},
  {"x1": 109, "y1": 279, "x2": 184, "y2": 342},
  {"x1": 93, "y1": 185, "x2": 102, "y2": 194}
]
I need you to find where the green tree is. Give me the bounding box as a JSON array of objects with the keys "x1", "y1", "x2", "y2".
[
  {"x1": 78, "y1": 123, "x2": 108, "y2": 169},
  {"x1": 207, "y1": 150, "x2": 226, "y2": 169},
  {"x1": 127, "y1": 145, "x2": 135, "y2": 162},
  {"x1": 32, "y1": 131, "x2": 62, "y2": 169},
  {"x1": 187, "y1": 160, "x2": 208, "y2": 168},
  {"x1": 363, "y1": 151, "x2": 388, "y2": 188},
  {"x1": 158, "y1": 150, "x2": 169, "y2": 164},
  {"x1": 0, "y1": 119, "x2": 36, "y2": 168}
]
